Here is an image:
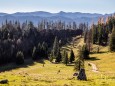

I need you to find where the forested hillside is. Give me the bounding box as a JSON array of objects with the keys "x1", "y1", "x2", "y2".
[
  {"x1": 84, "y1": 14, "x2": 115, "y2": 52},
  {"x1": 0, "y1": 20, "x2": 86, "y2": 65}
]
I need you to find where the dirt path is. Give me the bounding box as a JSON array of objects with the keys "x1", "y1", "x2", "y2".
[
  {"x1": 71, "y1": 37, "x2": 99, "y2": 73},
  {"x1": 88, "y1": 62, "x2": 99, "y2": 72}
]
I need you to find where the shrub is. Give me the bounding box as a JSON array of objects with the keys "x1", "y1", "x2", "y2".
[{"x1": 16, "y1": 51, "x2": 24, "y2": 64}]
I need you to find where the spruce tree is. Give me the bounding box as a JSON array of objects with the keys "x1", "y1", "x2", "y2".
[
  {"x1": 109, "y1": 26, "x2": 115, "y2": 51},
  {"x1": 98, "y1": 25, "x2": 103, "y2": 45},
  {"x1": 52, "y1": 36, "x2": 60, "y2": 58},
  {"x1": 37, "y1": 43, "x2": 42, "y2": 59},
  {"x1": 84, "y1": 31, "x2": 87, "y2": 43},
  {"x1": 82, "y1": 45, "x2": 89, "y2": 59},
  {"x1": 74, "y1": 49, "x2": 84, "y2": 71},
  {"x1": 108, "y1": 17, "x2": 114, "y2": 33},
  {"x1": 41, "y1": 42, "x2": 48, "y2": 58},
  {"x1": 74, "y1": 58, "x2": 84, "y2": 71},
  {"x1": 69, "y1": 49, "x2": 75, "y2": 63},
  {"x1": 62, "y1": 50, "x2": 66, "y2": 62},
  {"x1": 55, "y1": 49, "x2": 62, "y2": 63},
  {"x1": 63, "y1": 52, "x2": 68, "y2": 66},
  {"x1": 92, "y1": 24, "x2": 98, "y2": 44},
  {"x1": 49, "y1": 52, "x2": 53, "y2": 62}
]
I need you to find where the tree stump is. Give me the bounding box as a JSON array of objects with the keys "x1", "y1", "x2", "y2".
[{"x1": 77, "y1": 69, "x2": 87, "y2": 80}]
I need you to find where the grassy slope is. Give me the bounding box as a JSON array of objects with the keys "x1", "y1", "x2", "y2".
[{"x1": 0, "y1": 37, "x2": 115, "y2": 86}]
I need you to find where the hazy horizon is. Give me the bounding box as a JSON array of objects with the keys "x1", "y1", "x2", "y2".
[{"x1": 0, "y1": 11, "x2": 114, "y2": 15}]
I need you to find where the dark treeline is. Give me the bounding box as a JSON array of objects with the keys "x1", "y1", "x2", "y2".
[{"x1": 0, "y1": 20, "x2": 86, "y2": 65}]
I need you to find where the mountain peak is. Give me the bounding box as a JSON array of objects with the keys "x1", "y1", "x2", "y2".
[{"x1": 59, "y1": 11, "x2": 66, "y2": 13}]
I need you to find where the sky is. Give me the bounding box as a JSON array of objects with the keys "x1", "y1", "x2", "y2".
[{"x1": 0, "y1": 0, "x2": 115, "y2": 14}]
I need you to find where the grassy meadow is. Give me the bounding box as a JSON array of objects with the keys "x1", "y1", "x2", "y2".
[{"x1": 0, "y1": 37, "x2": 115, "y2": 86}]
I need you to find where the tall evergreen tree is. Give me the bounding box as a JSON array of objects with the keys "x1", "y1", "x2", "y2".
[
  {"x1": 86, "y1": 30, "x2": 93, "y2": 52},
  {"x1": 55, "y1": 49, "x2": 62, "y2": 63},
  {"x1": 69, "y1": 49, "x2": 75, "y2": 63},
  {"x1": 63, "y1": 52, "x2": 68, "y2": 66},
  {"x1": 82, "y1": 45, "x2": 90, "y2": 59},
  {"x1": 41, "y1": 42, "x2": 48, "y2": 58},
  {"x1": 92, "y1": 24, "x2": 96, "y2": 44},
  {"x1": 74, "y1": 57, "x2": 84, "y2": 71},
  {"x1": 52, "y1": 36, "x2": 60, "y2": 59},
  {"x1": 49, "y1": 52, "x2": 53, "y2": 62},
  {"x1": 37, "y1": 43, "x2": 42, "y2": 59},
  {"x1": 62, "y1": 50, "x2": 66, "y2": 62},
  {"x1": 98, "y1": 25, "x2": 103, "y2": 45},
  {"x1": 109, "y1": 26, "x2": 115, "y2": 51},
  {"x1": 84, "y1": 31, "x2": 87, "y2": 43},
  {"x1": 74, "y1": 49, "x2": 84, "y2": 71}
]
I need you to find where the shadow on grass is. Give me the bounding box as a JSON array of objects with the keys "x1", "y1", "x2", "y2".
[
  {"x1": 86, "y1": 57, "x2": 100, "y2": 61},
  {"x1": 0, "y1": 59, "x2": 35, "y2": 72},
  {"x1": 0, "y1": 58, "x2": 48, "y2": 72},
  {"x1": 36, "y1": 59, "x2": 45, "y2": 64}
]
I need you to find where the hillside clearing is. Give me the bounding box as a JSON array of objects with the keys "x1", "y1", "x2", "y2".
[{"x1": 0, "y1": 37, "x2": 115, "y2": 86}]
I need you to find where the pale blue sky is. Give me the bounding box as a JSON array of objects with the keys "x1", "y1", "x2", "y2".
[{"x1": 0, "y1": 0, "x2": 115, "y2": 14}]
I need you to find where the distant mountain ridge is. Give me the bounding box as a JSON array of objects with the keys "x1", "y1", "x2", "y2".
[{"x1": 0, "y1": 11, "x2": 112, "y2": 26}]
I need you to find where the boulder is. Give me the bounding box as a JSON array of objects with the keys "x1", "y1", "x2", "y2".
[{"x1": 0, "y1": 79, "x2": 8, "y2": 84}]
